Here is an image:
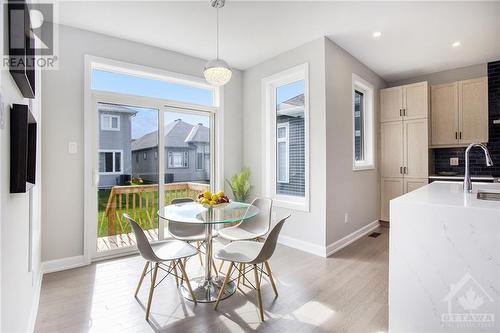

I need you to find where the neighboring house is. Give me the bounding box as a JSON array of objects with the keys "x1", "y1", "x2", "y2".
[
  {"x1": 276, "y1": 94, "x2": 305, "y2": 197},
  {"x1": 98, "y1": 104, "x2": 137, "y2": 188},
  {"x1": 131, "y1": 119, "x2": 210, "y2": 183}
]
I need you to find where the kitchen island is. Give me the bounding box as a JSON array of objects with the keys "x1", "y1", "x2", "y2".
[{"x1": 389, "y1": 181, "x2": 500, "y2": 332}]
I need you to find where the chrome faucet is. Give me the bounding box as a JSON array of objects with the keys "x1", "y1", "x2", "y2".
[{"x1": 464, "y1": 143, "x2": 493, "y2": 193}]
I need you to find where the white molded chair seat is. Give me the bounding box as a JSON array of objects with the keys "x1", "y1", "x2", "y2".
[
  {"x1": 215, "y1": 241, "x2": 263, "y2": 263},
  {"x1": 218, "y1": 197, "x2": 272, "y2": 242},
  {"x1": 151, "y1": 241, "x2": 198, "y2": 261}
]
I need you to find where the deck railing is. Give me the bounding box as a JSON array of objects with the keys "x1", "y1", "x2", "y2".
[{"x1": 102, "y1": 182, "x2": 210, "y2": 236}]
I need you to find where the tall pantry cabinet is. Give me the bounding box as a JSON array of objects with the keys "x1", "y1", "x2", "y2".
[{"x1": 380, "y1": 82, "x2": 429, "y2": 221}]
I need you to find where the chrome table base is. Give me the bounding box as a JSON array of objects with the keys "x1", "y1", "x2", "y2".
[{"x1": 180, "y1": 276, "x2": 236, "y2": 303}]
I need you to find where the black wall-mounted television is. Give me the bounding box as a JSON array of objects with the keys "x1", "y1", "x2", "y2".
[
  {"x1": 10, "y1": 104, "x2": 37, "y2": 193},
  {"x1": 8, "y1": 0, "x2": 36, "y2": 98}
]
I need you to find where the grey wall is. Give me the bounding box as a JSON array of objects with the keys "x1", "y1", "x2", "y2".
[
  {"x1": 0, "y1": 3, "x2": 43, "y2": 331},
  {"x1": 388, "y1": 63, "x2": 487, "y2": 87},
  {"x1": 242, "y1": 38, "x2": 327, "y2": 249},
  {"x1": 42, "y1": 24, "x2": 243, "y2": 261},
  {"x1": 324, "y1": 38, "x2": 387, "y2": 245}
]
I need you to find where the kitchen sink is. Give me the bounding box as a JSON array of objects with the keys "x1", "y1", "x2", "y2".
[{"x1": 477, "y1": 190, "x2": 500, "y2": 201}]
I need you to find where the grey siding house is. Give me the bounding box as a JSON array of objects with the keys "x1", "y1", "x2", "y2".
[
  {"x1": 98, "y1": 104, "x2": 136, "y2": 188},
  {"x1": 131, "y1": 119, "x2": 210, "y2": 184},
  {"x1": 276, "y1": 94, "x2": 305, "y2": 197}
]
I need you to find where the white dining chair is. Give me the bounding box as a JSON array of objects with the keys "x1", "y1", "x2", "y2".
[
  {"x1": 124, "y1": 214, "x2": 197, "y2": 320},
  {"x1": 167, "y1": 198, "x2": 218, "y2": 275},
  {"x1": 214, "y1": 214, "x2": 290, "y2": 321}
]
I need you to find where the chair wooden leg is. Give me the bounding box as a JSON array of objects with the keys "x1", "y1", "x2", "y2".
[
  {"x1": 177, "y1": 259, "x2": 197, "y2": 305},
  {"x1": 196, "y1": 241, "x2": 203, "y2": 266},
  {"x1": 145, "y1": 263, "x2": 159, "y2": 320},
  {"x1": 135, "y1": 261, "x2": 149, "y2": 297},
  {"x1": 264, "y1": 261, "x2": 278, "y2": 297},
  {"x1": 219, "y1": 259, "x2": 224, "y2": 272},
  {"x1": 214, "y1": 262, "x2": 234, "y2": 310},
  {"x1": 253, "y1": 264, "x2": 264, "y2": 321},
  {"x1": 171, "y1": 261, "x2": 179, "y2": 287},
  {"x1": 237, "y1": 263, "x2": 243, "y2": 288},
  {"x1": 242, "y1": 264, "x2": 247, "y2": 286}
]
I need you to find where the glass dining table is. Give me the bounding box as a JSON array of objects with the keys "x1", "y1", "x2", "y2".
[{"x1": 158, "y1": 201, "x2": 259, "y2": 303}]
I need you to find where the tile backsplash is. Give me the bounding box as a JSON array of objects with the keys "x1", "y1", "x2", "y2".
[{"x1": 433, "y1": 60, "x2": 500, "y2": 176}]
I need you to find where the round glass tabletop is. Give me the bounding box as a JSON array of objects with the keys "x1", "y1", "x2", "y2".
[{"x1": 158, "y1": 201, "x2": 259, "y2": 224}]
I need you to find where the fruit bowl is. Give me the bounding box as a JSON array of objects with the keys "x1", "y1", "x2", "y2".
[{"x1": 197, "y1": 191, "x2": 230, "y2": 208}]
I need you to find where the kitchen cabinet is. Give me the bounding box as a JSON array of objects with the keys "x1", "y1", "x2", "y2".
[
  {"x1": 380, "y1": 82, "x2": 428, "y2": 122},
  {"x1": 380, "y1": 81, "x2": 429, "y2": 221},
  {"x1": 430, "y1": 77, "x2": 488, "y2": 147}
]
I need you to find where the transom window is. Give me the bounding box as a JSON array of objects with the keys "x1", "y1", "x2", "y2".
[
  {"x1": 263, "y1": 63, "x2": 310, "y2": 211},
  {"x1": 168, "y1": 151, "x2": 189, "y2": 168},
  {"x1": 352, "y1": 74, "x2": 375, "y2": 170},
  {"x1": 101, "y1": 114, "x2": 120, "y2": 131},
  {"x1": 99, "y1": 150, "x2": 122, "y2": 174}
]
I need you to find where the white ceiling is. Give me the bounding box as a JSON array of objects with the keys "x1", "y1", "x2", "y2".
[{"x1": 54, "y1": 1, "x2": 500, "y2": 82}]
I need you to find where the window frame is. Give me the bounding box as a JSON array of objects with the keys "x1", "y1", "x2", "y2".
[
  {"x1": 262, "y1": 63, "x2": 310, "y2": 212},
  {"x1": 100, "y1": 114, "x2": 120, "y2": 131},
  {"x1": 98, "y1": 149, "x2": 123, "y2": 175},
  {"x1": 276, "y1": 122, "x2": 289, "y2": 183},
  {"x1": 168, "y1": 151, "x2": 189, "y2": 169},
  {"x1": 352, "y1": 73, "x2": 375, "y2": 171}
]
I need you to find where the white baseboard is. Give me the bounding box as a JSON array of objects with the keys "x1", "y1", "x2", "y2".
[
  {"x1": 27, "y1": 270, "x2": 43, "y2": 333},
  {"x1": 325, "y1": 220, "x2": 380, "y2": 257},
  {"x1": 41, "y1": 255, "x2": 87, "y2": 274},
  {"x1": 278, "y1": 234, "x2": 326, "y2": 257}
]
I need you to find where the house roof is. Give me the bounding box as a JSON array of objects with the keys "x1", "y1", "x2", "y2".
[
  {"x1": 131, "y1": 119, "x2": 209, "y2": 151},
  {"x1": 277, "y1": 93, "x2": 304, "y2": 118},
  {"x1": 98, "y1": 103, "x2": 137, "y2": 115}
]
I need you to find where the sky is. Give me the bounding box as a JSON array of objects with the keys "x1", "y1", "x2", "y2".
[{"x1": 93, "y1": 69, "x2": 303, "y2": 139}]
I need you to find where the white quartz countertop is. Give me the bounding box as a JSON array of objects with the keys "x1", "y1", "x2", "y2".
[
  {"x1": 428, "y1": 174, "x2": 494, "y2": 180},
  {"x1": 392, "y1": 181, "x2": 500, "y2": 211}
]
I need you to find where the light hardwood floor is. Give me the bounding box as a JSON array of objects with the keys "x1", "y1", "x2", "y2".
[{"x1": 35, "y1": 227, "x2": 388, "y2": 333}]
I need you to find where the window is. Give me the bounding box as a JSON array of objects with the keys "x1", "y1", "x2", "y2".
[
  {"x1": 143, "y1": 152, "x2": 147, "y2": 160},
  {"x1": 263, "y1": 63, "x2": 309, "y2": 211},
  {"x1": 154, "y1": 150, "x2": 158, "y2": 159},
  {"x1": 196, "y1": 153, "x2": 204, "y2": 170},
  {"x1": 99, "y1": 150, "x2": 122, "y2": 174},
  {"x1": 277, "y1": 123, "x2": 289, "y2": 183},
  {"x1": 168, "y1": 151, "x2": 189, "y2": 168},
  {"x1": 101, "y1": 114, "x2": 120, "y2": 131},
  {"x1": 354, "y1": 90, "x2": 364, "y2": 161},
  {"x1": 352, "y1": 74, "x2": 375, "y2": 170}
]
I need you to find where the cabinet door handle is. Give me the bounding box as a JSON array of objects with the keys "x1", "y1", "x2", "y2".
[
  {"x1": 455, "y1": 132, "x2": 458, "y2": 140},
  {"x1": 404, "y1": 166, "x2": 407, "y2": 174},
  {"x1": 459, "y1": 132, "x2": 462, "y2": 140},
  {"x1": 403, "y1": 108, "x2": 406, "y2": 117},
  {"x1": 400, "y1": 166, "x2": 403, "y2": 174},
  {"x1": 399, "y1": 109, "x2": 402, "y2": 117}
]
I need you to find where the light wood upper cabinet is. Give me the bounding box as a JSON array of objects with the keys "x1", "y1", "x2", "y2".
[
  {"x1": 381, "y1": 121, "x2": 403, "y2": 178},
  {"x1": 430, "y1": 77, "x2": 488, "y2": 147},
  {"x1": 381, "y1": 86, "x2": 403, "y2": 122},
  {"x1": 404, "y1": 119, "x2": 429, "y2": 178},
  {"x1": 459, "y1": 77, "x2": 488, "y2": 144},
  {"x1": 380, "y1": 178, "x2": 404, "y2": 222},
  {"x1": 431, "y1": 82, "x2": 459, "y2": 146},
  {"x1": 404, "y1": 82, "x2": 429, "y2": 120}
]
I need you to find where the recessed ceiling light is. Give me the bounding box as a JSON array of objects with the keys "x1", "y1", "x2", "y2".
[
  {"x1": 372, "y1": 31, "x2": 382, "y2": 38},
  {"x1": 452, "y1": 41, "x2": 461, "y2": 47}
]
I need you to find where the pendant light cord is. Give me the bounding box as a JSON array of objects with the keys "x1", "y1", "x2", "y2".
[{"x1": 216, "y1": 6, "x2": 219, "y2": 60}]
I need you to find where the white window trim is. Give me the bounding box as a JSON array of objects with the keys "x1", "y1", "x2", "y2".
[
  {"x1": 276, "y1": 122, "x2": 289, "y2": 183},
  {"x1": 98, "y1": 149, "x2": 123, "y2": 175},
  {"x1": 262, "y1": 63, "x2": 310, "y2": 212},
  {"x1": 100, "y1": 114, "x2": 120, "y2": 131},
  {"x1": 352, "y1": 73, "x2": 375, "y2": 171},
  {"x1": 168, "y1": 151, "x2": 189, "y2": 169},
  {"x1": 196, "y1": 152, "x2": 204, "y2": 170}
]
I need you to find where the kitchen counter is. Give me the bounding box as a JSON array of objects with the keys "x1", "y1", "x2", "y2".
[
  {"x1": 389, "y1": 181, "x2": 500, "y2": 332},
  {"x1": 429, "y1": 174, "x2": 495, "y2": 181}
]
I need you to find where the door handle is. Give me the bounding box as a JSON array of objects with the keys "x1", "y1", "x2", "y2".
[
  {"x1": 404, "y1": 166, "x2": 407, "y2": 174},
  {"x1": 400, "y1": 166, "x2": 403, "y2": 174},
  {"x1": 455, "y1": 132, "x2": 458, "y2": 140},
  {"x1": 459, "y1": 132, "x2": 462, "y2": 140},
  {"x1": 403, "y1": 108, "x2": 406, "y2": 117},
  {"x1": 399, "y1": 109, "x2": 402, "y2": 117}
]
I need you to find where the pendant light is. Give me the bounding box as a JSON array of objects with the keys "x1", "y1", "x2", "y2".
[{"x1": 204, "y1": 0, "x2": 232, "y2": 86}]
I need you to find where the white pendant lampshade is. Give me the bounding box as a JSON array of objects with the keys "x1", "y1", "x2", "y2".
[{"x1": 204, "y1": 59, "x2": 232, "y2": 87}]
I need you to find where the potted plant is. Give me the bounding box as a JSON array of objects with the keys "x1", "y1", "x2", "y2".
[{"x1": 225, "y1": 168, "x2": 252, "y2": 203}]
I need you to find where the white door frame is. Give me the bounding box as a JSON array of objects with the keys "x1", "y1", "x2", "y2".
[{"x1": 83, "y1": 55, "x2": 223, "y2": 263}]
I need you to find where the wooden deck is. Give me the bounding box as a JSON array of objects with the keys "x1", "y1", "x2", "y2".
[{"x1": 97, "y1": 228, "x2": 159, "y2": 252}]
